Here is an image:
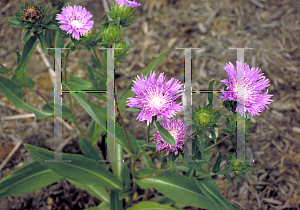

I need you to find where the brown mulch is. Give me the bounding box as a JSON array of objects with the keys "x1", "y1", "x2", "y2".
[{"x1": 0, "y1": 0, "x2": 300, "y2": 209}]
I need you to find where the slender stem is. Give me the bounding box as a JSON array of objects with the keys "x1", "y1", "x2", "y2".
[
  {"x1": 204, "y1": 135, "x2": 228, "y2": 152},
  {"x1": 125, "y1": 125, "x2": 150, "y2": 208},
  {"x1": 142, "y1": 189, "x2": 148, "y2": 201},
  {"x1": 34, "y1": 90, "x2": 54, "y2": 109},
  {"x1": 134, "y1": 125, "x2": 150, "y2": 160},
  {"x1": 116, "y1": 104, "x2": 133, "y2": 154},
  {"x1": 64, "y1": 49, "x2": 71, "y2": 84},
  {"x1": 215, "y1": 106, "x2": 224, "y2": 113}
]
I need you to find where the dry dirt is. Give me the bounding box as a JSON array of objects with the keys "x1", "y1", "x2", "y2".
[{"x1": 0, "y1": 0, "x2": 300, "y2": 209}]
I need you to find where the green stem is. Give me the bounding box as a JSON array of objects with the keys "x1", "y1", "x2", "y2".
[
  {"x1": 125, "y1": 125, "x2": 150, "y2": 208},
  {"x1": 116, "y1": 103, "x2": 133, "y2": 154},
  {"x1": 197, "y1": 173, "x2": 217, "y2": 179},
  {"x1": 137, "y1": 168, "x2": 169, "y2": 179},
  {"x1": 204, "y1": 135, "x2": 228, "y2": 152},
  {"x1": 64, "y1": 47, "x2": 71, "y2": 84}
]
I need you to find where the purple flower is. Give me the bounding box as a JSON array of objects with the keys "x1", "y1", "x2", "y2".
[
  {"x1": 115, "y1": 0, "x2": 141, "y2": 8},
  {"x1": 220, "y1": 61, "x2": 273, "y2": 117},
  {"x1": 153, "y1": 118, "x2": 193, "y2": 156},
  {"x1": 126, "y1": 71, "x2": 183, "y2": 126},
  {"x1": 56, "y1": 5, "x2": 94, "y2": 40}
]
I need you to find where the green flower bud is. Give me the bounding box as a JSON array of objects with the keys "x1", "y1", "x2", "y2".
[
  {"x1": 107, "y1": 2, "x2": 137, "y2": 27},
  {"x1": 195, "y1": 109, "x2": 214, "y2": 128},
  {"x1": 101, "y1": 23, "x2": 121, "y2": 45}
]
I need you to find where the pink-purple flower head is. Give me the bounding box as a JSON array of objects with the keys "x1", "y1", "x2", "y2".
[
  {"x1": 220, "y1": 61, "x2": 273, "y2": 117},
  {"x1": 126, "y1": 71, "x2": 183, "y2": 126},
  {"x1": 56, "y1": 5, "x2": 94, "y2": 40},
  {"x1": 153, "y1": 118, "x2": 193, "y2": 156},
  {"x1": 115, "y1": 0, "x2": 141, "y2": 8}
]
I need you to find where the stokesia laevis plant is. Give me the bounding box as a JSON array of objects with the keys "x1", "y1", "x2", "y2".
[{"x1": 1, "y1": 0, "x2": 273, "y2": 209}]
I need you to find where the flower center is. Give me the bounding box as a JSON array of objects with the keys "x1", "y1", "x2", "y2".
[
  {"x1": 232, "y1": 77, "x2": 254, "y2": 103},
  {"x1": 151, "y1": 96, "x2": 163, "y2": 108},
  {"x1": 169, "y1": 130, "x2": 178, "y2": 139},
  {"x1": 70, "y1": 19, "x2": 83, "y2": 29}
]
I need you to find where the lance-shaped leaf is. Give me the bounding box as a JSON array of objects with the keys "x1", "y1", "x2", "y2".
[
  {"x1": 24, "y1": 144, "x2": 123, "y2": 191},
  {"x1": 0, "y1": 67, "x2": 10, "y2": 74},
  {"x1": 66, "y1": 75, "x2": 92, "y2": 90},
  {"x1": 206, "y1": 79, "x2": 215, "y2": 106},
  {"x1": 13, "y1": 36, "x2": 38, "y2": 79},
  {"x1": 79, "y1": 136, "x2": 103, "y2": 162},
  {"x1": 67, "y1": 179, "x2": 110, "y2": 203},
  {"x1": 212, "y1": 151, "x2": 222, "y2": 173},
  {"x1": 134, "y1": 168, "x2": 218, "y2": 210},
  {"x1": 192, "y1": 177, "x2": 237, "y2": 210},
  {"x1": 153, "y1": 119, "x2": 176, "y2": 146},
  {"x1": 127, "y1": 201, "x2": 178, "y2": 210},
  {"x1": 0, "y1": 76, "x2": 52, "y2": 119},
  {"x1": 0, "y1": 160, "x2": 63, "y2": 199}
]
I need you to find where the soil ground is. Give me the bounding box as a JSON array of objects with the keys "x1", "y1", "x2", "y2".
[{"x1": 0, "y1": 0, "x2": 300, "y2": 209}]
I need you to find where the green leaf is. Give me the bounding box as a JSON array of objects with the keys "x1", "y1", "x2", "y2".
[
  {"x1": 67, "y1": 178, "x2": 110, "y2": 203},
  {"x1": 0, "y1": 160, "x2": 63, "y2": 199},
  {"x1": 79, "y1": 61, "x2": 106, "y2": 80},
  {"x1": 117, "y1": 50, "x2": 169, "y2": 113},
  {"x1": 124, "y1": 107, "x2": 141, "y2": 112},
  {"x1": 23, "y1": 30, "x2": 31, "y2": 42},
  {"x1": 79, "y1": 136, "x2": 102, "y2": 161},
  {"x1": 24, "y1": 144, "x2": 123, "y2": 190},
  {"x1": 153, "y1": 119, "x2": 176, "y2": 146},
  {"x1": 110, "y1": 190, "x2": 122, "y2": 210},
  {"x1": 13, "y1": 36, "x2": 38, "y2": 79},
  {"x1": 54, "y1": 29, "x2": 64, "y2": 48},
  {"x1": 44, "y1": 22, "x2": 59, "y2": 31},
  {"x1": 0, "y1": 67, "x2": 10, "y2": 74},
  {"x1": 44, "y1": 29, "x2": 52, "y2": 52},
  {"x1": 192, "y1": 177, "x2": 237, "y2": 210},
  {"x1": 206, "y1": 79, "x2": 215, "y2": 106},
  {"x1": 79, "y1": 61, "x2": 99, "y2": 90},
  {"x1": 86, "y1": 119, "x2": 104, "y2": 145},
  {"x1": 122, "y1": 164, "x2": 130, "y2": 191},
  {"x1": 66, "y1": 75, "x2": 92, "y2": 90},
  {"x1": 37, "y1": 32, "x2": 48, "y2": 53},
  {"x1": 91, "y1": 54, "x2": 102, "y2": 70},
  {"x1": 13, "y1": 10, "x2": 22, "y2": 17},
  {"x1": 0, "y1": 76, "x2": 52, "y2": 119},
  {"x1": 87, "y1": 92, "x2": 107, "y2": 103},
  {"x1": 62, "y1": 90, "x2": 138, "y2": 155},
  {"x1": 142, "y1": 151, "x2": 155, "y2": 169},
  {"x1": 127, "y1": 201, "x2": 177, "y2": 210},
  {"x1": 212, "y1": 151, "x2": 222, "y2": 173},
  {"x1": 7, "y1": 17, "x2": 22, "y2": 27},
  {"x1": 135, "y1": 168, "x2": 218, "y2": 210},
  {"x1": 12, "y1": 50, "x2": 21, "y2": 64},
  {"x1": 41, "y1": 10, "x2": 58, "y2": 24},
  {"x1": 42, "y1": 101, "x2": 72, "y2": 120},
  {"x1": 141, "y1": 142, "x2": 156, "y2": 148},
  {"x1": 86, "y1": 202, "x2": 111, "y2": 210},
  {"x1": 11, "y1": 75, "x2": 35, "y2": 89}
]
